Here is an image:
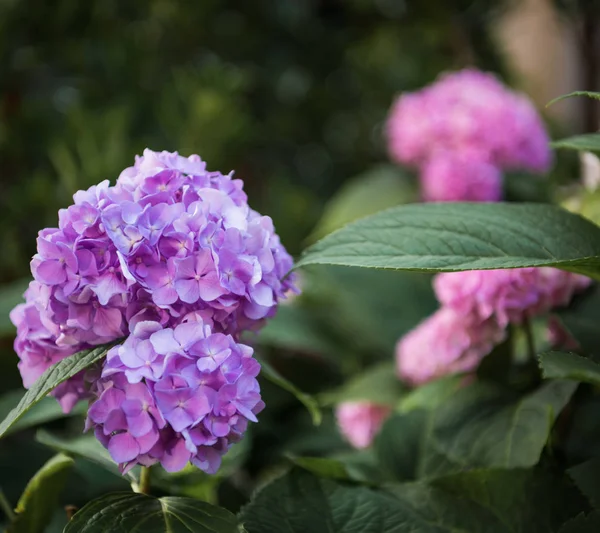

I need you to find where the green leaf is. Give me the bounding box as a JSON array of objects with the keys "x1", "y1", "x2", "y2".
[
  {"x1": 239, "y1": 468, "x2": 413, "y2": 533},
  {"x1": 288, "y1": 456, "x2": 353, "y2": 481},
  {"x1": 296, "y1": 203, "x2": 600, "y2": 279},
  {"x1": 398, "y1": 375, "x2": 463, "y2": 412},
  {"x1": 0, "y1": 390, "x2": 86, "y2": 437},
  {"x1": 539, "y1": 351, "x2": 600, "y2": 385},
  {"x1": 421, "y1": 468, "x2": 588, "y2": 533},
  {"x1": 431, "y1": 380, "x2": 576, "y2": 472},
  {"x1": 377, "y1": 380, "x2": 576, "y2": 481},
  {"x1": 258, "y1": 357, "x2": 322, "y2": 425},
  {"x1": 374, "y1": 410, "x2": 430, "y2": 481},
  {"x1": 239, "y1": 467, "x2": 586, "y2": 533},
  {"x1": 568, "y1": 457, "x2": 600, "y2": 509},
  {"x1": 64, "y1": 493, "x2": 239, "y2": 533},
  {"x1": 0, "y1": 279, "x2": 30, "y2": 336},
  {"x1": 36, "y1": 430, "x2": 122, "y2": 479},
  {"x1": 558, "y1": 284, "x2": 600, "y2": 356},
  {"x1": 0, "y1": 343, "x2": 115, "y2": 439},
  {"x1": 559, "y1": 511, "x2": 600, "y2": 533},
  {"x1": 8, "y1": 454, "x2": 74, "y2": 533},
  {"x1": 320, "y1": 362, "x2": 405, "y2": 406},
  {"x1": 309, "y1": 165, "x2": 417, "y2": 241},
  {"x1": 552, "y1": 134, "x2": 600, "y2": 153},
  {"x1": 547, "y1": 91, "x2": 600, "y2": 107}
]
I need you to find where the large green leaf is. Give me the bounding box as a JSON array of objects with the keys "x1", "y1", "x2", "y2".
[
  {"x1": 0, "y1": 391, "x2": 86, "y2": 437},
  {"x1": 239, "y1": 468, "x2": 414, "y2": 533},
  {"x1": 309, "y1": 165, "x2": 417, "y2": 241},
  {"x1": 431, "y1": 380, "x2": 576, "y2": 471},
  {"x1": 258, "y1": 357, "x2": 322, "y2": 425},
  {"x1": 64, "y1": 493, "x2": 239, "y2": 533},
  {"x1": 0, "y1": 343, "x2": 115, "y2": 439},
  {"x1": 539, "y1": 351, "x2": 600, "y2": 385},
  {"x1": 552, "y1": 134, "x2": 600, "y2": 153},
  {"x1": 296, "y1": 203, "x2": 600, "y2": 278},
  {"x1": 239, "y1": 468, "x2": 586, "y2": 533},
  {"x1": 422, "y1": 468, "x2": 588, "y2": 533},
  {"x1": 320, "y1": 362, "x2": 405, "y2": 406},
  {"x1": 376, "y1": 380, "x2": 576, "y2": 481},
  {"x1": 8, "y1": 454, "x2": 74, "y2": 533}
]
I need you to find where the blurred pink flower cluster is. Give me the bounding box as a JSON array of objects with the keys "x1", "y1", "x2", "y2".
[
  {"x1": 386, "y1": 69, "x2": 552, "y2": 201},
  {"x1": 396, "y1": 268, "x2": 590, "y2": 386},
  {"x1": 335, "y1": 402, "x2": 392, "y2": 450}
]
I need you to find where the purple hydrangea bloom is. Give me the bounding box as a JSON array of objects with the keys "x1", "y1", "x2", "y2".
[
  {"x1": 10, "y1": 149, "x2": 297, "y2": 472},
  {"x1": 87, "y1": 318, "x2": 263, "y2": 473}
]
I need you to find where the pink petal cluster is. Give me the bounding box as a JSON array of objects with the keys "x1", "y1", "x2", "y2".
[
  {"x1": 396, "y1": 268, "x2": 590, "y2": 385},
  {"x1": 335, "y1": 402, "x2": 391, "y2": 449},
  {"x1": 396, "y1": 308, "x2": 505, "y2": 386},
  {"x1": 433, "y1": 268, "x2": 591, "y2": 327},
  {"x1": 386, "y1": 69, "x2": 552, "y2": 202},
  {"x1": 420, "y1": 149, "x2": 502, "y2": 202},
  {"x1": 10, "y1": 149, "x2": 297, "y2": 473}
]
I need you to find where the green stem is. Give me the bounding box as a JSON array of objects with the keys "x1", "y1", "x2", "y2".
[
  {"x1": 523, "y1": 317, "x2": 536, "y2": 361},
  {"x1": 138, "y1": 466, "x2": 151, "y2": 495},
  {"x1": 0, "y1": 488, "x2": 15, "y2": 521}
]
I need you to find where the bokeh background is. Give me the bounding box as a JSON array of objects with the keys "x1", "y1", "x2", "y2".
[{"x1": 0, "y1": 0, "x2": 598, "y2": 530}]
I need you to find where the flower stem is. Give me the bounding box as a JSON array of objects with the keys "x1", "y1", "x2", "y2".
[
  {"x1": 523, "y1": 317, "x2": 536, "y2": 361},
  {"x1": 139, "y1": 466, "x2": 151, "y2": 495},
  {"x1": 0, "y1": 488, "x2": 15, "y2": 521}
]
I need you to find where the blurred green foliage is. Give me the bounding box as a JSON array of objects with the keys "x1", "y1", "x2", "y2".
[{"x1": 0, "y1": 0, "x2": 507, "y2": 281}]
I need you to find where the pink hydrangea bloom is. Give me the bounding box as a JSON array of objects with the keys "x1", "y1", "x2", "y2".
[
  {"x1": 386, "y1": 69, "x2": 551, "y2": 202},
  {"x1": 335, "y1": 402, "x2": 391, "y2": 449},
  {"x1": 433, "y1": 268, "x2": 591, "y2": 328},
  {"x1": 395, "y1": 308, "x2": 505, "y2": 386},
  {"x1": 386, "y1": 69, "x2": 552, "y2": 172},
  {"x1": 420, "y1": 149, "x2": 502, "y2": 202}
]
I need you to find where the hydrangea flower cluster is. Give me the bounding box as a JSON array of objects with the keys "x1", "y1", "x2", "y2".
[
  {"x1": 87, "y1": 320, "x2": 263, "y2": 473},
  {"x1": 396, "y1": 268, "x2": 590, "y2": 385},
  {"x1": 10, "y1": 149, "x2": 296, "y2": 473},
  {"x1": 335, "y1": 402, "x2": 391, "y2": 449},
  {"x1": 396, "y1": 307, "x2": 505, "y2": 386},
  {"x1": 386, "y1": 69, "x2": 552, "y2": 202},
  {"x1": 433, "y1": 268, "x2": 591, "y2": 328}
]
